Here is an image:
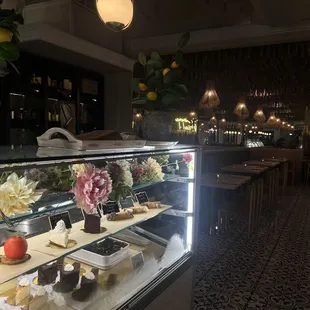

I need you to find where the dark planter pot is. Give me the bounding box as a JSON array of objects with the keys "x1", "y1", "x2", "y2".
[
  {"x1": 141, "y1": 111, "x2": 172, "y2": 141},
  {"x1": 83, "y1": 211, "x2": 101, "y2": 234}
]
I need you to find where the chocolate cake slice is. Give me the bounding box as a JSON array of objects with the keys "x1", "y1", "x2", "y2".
[
  {"x1": 54, "y1": 262, "x2": 80, "y2": 293},
  {"x1": 72, "y1": 268, "x2": 98, "y2": 301},
  {"x1": 38, "y1": 261, "x2": 58, "y2": 285}
]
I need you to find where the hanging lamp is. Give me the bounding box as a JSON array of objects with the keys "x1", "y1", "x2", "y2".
[
  {"x1": 96, "y1": 0, "x2": 134, "y2": 32},
  {"x1": 199, "y1": 82, "x2": 220, "y2": 110},
  {"x1": 233, "y1": 99, "x2": 249, "y2": 120},
  {"x1": 266, "y1": 112, "x2": 277, "y2": 126},
  {"x1": 253, "y1": 106, "x2": 266, "y2": 123},
  {"x1": 209, "y1": 115, "x2": 217, "y2": 126}
]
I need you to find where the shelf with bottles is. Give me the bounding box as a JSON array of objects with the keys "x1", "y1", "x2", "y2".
[{"x1": 47, "y1": 76, "x2": 76, "y2": 102}]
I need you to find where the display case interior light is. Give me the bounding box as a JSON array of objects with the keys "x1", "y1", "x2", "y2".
[
  {"x1": 186, "y1": 151, "x2": 196, "y2": 251},
  {"x1": 96, "y1": 0, "x2": 134, "y2": 32}
]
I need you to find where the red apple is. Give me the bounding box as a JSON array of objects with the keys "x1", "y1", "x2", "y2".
[{"x1": 4, "y1": 236, "x2": 28, "y2": 260}]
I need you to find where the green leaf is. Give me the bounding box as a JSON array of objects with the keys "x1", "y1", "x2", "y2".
[
  {"x1": 147, "y1": 59, "x2": 163, "y2": 70},
  {"x1": 175, "y1": 50, "x2": 184, "y2": 66},
  {"x1": 161, "y1": 92, "x2": 180, "y2": 105},
  {"x1": 145, "y1": 64, "x2": 155, "y2": 78},
  {"x1": 147, "y1": 77, "x2": 163, "y2": 90},
  {"x1": 138, "y1": 52, "x2": 147, "y2": 66},
  {"x1": 163, "y1": 69, "x2": 181, "y2": 84},
  {"x1": 8, "y1": 61, "x2": 19, "y2": 74},
  {"x1": 171, "y1": 84, "x2": 188, "y2": 96},
  {"x1": 178, "y1": 32, "x2": 190, "y2": 49},
  {"x1": 132, "y1": 78, "x2": 140, "y2": 92},
  {"x1": 150, "y1": 52, "x2": 162, "y2": 61},
  {"x1": 155, "y1": 69, "x2": 162, "y2": 78},
  {"x1": 0, "y1": 42, "x2": 19, "y2": 61}
]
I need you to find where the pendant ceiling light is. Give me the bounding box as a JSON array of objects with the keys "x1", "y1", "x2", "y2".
[
  {"x1": 233, "y1": 99, "x2": 249, "y2": 120},
  {"x1": 266, "y1": 112, "x2": 277, "y2": 126},
  {"x1": 96, "y1": 0, "x2": 134, "y2": 32},
  {"x1": 253, "y1": 106, "x2": 266, "y2": 123},
  {"x1": 199, "y1": 82, "x2": 220, "y2": 110},
  {"x1": 209, "y1": 115, "x2": 217, "y2": 126}
]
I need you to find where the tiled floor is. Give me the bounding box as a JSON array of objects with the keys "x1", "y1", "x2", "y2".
[{"x1": 194, "y1": 187, "x2": 310, "y2": 310}]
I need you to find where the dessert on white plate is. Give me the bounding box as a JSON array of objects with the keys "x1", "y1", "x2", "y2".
[
  {"x1": 15, "y1": 278, "x2": 31, "y2": 306},
  {"x1": 28, "y1": 286, "x2": 48, "y2": 310},
  {"x1": 48, "y1": 294, "x2": 66, "y2": 310},
  {"x1": 49, "y1": 220, "x2": 69, "y2": 248},
  {"x1": 0, "y1": 278, "x2": 17, "y2": 296}
]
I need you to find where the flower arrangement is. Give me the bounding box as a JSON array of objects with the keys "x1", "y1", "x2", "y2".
[
  {"x1": 0, "y1": 5, "x2": 23, "y2": 75},
  {"x1": 0, "y1": 172, "x2": 44, "y2": 216},
  {"x1": 182, "y1": 153, "x2": 194, "y2": 171},
  {"x1": 132, "y1": 157, "x2": 164, "y2": 185},
  {"x1": 132, "y1": 33, "x2": 190, "y2": 107},
  {"x1": 107, "y1": 160, "x2": 133, "y2": 202},
  {"x1": 71, "y1": 164, "x2": 112, "y2": 214}
]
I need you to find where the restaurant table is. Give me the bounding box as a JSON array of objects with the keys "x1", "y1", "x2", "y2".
[
  {"x1": 221, "y1": 164, "x2": 269, "y2": 233},
  {"x1": 201, "y1": 172, "x2": 256, "y2": 235},
  {"x1": 243, "y1": 160, "x2": 280, "y2": 205},
  {"x1": 261, "y1": 158, "x2": 289, "y2": 195},
  {"x1": 302, "y1": 158, "x2": 310, "y2": 185}
]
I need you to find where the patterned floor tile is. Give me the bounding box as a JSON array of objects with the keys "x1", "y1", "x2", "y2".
[{"x1": 194, "y1": 187, "x2": 310, "y2": 310}]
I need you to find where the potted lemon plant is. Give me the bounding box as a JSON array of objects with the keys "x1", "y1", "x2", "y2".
[
  {"x1": 0, "y1": 3, "x2": 23, "y2": 76},
  {"x1": 132, "y1": 32, "x2": 190, "y2": 140}
]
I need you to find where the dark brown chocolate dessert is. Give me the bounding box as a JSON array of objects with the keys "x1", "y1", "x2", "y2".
[
  {"x1": 38, "y1": 261, "x2": 57, "y2": 285},
  {"x1": 54, "y1": 262, "x2": 80, "y2": 293},
  {"x1": 84, "y1": 212, "x2": 101, "y2": 234},
  {"x1": 84, "y1": 238, "x2": 127, "y2": 256},
  {"x1": 72, "y1": 268, "x2": 98, "y2": 301}
]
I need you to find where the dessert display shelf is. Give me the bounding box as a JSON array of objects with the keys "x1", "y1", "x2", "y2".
[
  {"x1": 0, "y1": 175, "x2": 180, "y2": 226},
  {"x1": 0, "y1": 205, "x2": 172, "y2": 286}
]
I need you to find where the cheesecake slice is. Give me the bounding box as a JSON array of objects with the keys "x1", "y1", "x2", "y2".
[
  {"x1": 49, "y1": 220, "x2": 69, "y2": 248},
  {"x1": 0, "y1": 278, "x2": 17, "y2": 296},
  {"x1": 15, "y1": 278, "x2": 31, "y2": 306},
  {"x1": 29, "y1": 287, "x2": 48, "y2": 310}
]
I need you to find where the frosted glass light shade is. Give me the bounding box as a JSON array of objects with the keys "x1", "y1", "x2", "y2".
[
  {"x1": 96, "y1": 0, "x2": 133, "y2": 32},
  {"x1": 253, "y1": 108, "x2": 266, "y2": 123},
  {"x1": 209, "y1": 115, "x2": 217, "y2": 126},
  {"x1": 199, "y1": 88, "x2": 220, "y2": 110},
  {"x1": 267, "y1": 112, "x2": 277, "y2": 126},
  {"x1": 233, "y1": 101, "x2": 249, "y2": 120}
]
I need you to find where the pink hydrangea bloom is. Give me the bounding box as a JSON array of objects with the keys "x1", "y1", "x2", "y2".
[
  {"x1": 72, "y1": 164, "x2": 112, "y2": 214},
  {"x1": 183, "y1": 153, "x2": 193, "y2": 165}
]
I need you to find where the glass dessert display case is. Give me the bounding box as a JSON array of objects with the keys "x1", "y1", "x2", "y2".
[{"x1": 0, "y1": 145, "x2": 201, "y2": 310}]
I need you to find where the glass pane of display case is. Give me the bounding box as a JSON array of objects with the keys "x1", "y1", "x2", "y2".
[{"x1": 0, "y1": 146, "x2": 200, "y2": 310}]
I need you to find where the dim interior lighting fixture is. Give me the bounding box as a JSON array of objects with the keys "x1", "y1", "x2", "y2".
[
  {"x1": 199, "y1": 82, "x2": 220, "y2": 109},
  {"x1": 234, "y1": 99, "x2": 249, "y2": 120},
  {"x1": 267, "y1": 112, "x2": 277, "y2": 126},
  {"x1": 96, "y1": 0, "x2": 134, "y2": 32},
  {"x1": 209, "y1": 115, "x2": 217, "y2": 126},
  {"x1": 253, "y1": 107, "x2": 266, "y2": 123}
]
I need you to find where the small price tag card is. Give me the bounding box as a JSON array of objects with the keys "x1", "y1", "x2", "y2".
[
  {"x1": 103, "y1": 201, "x2": 120, "y2": 215},
  {"x1": 120, "y1": 196, "x2": 134, "y2": 209},
  {"x1": 135, "y1": 192, "x2": 149, "y2": 204},
  {"x1": 131, "y1": 252, "x2": 144, "y2": 270},
  {"x1": 49, "y1": 211, "x2": 72, "y2": 230}
]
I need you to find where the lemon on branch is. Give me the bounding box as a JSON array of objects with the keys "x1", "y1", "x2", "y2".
[
  {"x1": 0, "y1": 28, "x2": 13, "y2": 43},
  {"x1": 171, "y1": 61, "x2": 179, "y2": 69},
  {"x1": 138, "y1": 83, "x2": 148, "y2": 91},
  {"x1": 147, "y1": 91, "x2": 157, "y2": 101},
  {"x1": 163, "y1": 68, "x2": 170, "y2": 76}
]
